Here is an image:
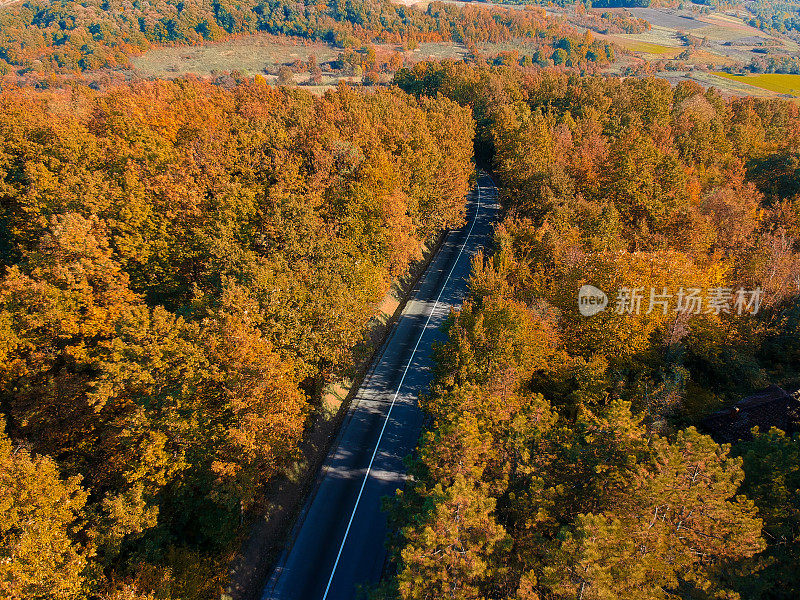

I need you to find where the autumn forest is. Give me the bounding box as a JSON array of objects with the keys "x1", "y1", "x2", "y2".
[
  {"x1": 382, "y1": 63, "x2": 800, "y2": 600},
  {"x1": 0, "y1": 0, "x2": 800, "y2": 598},
  {"x1": 0, "y1": 79, "x2": 474, "y2": 598}
]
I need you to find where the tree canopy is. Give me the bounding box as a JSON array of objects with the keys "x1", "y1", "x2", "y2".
[
  {"x1": 0, "y1": 78, "x2": 474, "y2": 598},
  {"x1": 380, "y1": 62, "x2": 800, "y2": 600}
]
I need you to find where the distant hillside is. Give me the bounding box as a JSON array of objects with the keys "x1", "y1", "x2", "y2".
[{"x1": 0, "y1": 0, "x2": 613, "y2": 76}]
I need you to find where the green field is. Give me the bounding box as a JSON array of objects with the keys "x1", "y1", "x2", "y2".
[{"x1": 714, "y1": 72, "x2": 800, "y2": 97}]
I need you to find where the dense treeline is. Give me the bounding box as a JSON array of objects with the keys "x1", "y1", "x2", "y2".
[
  {"x1": 0, "y1": 0, "x2": 613, "y2": 77},
  {"x1": 743, "y1": 0, "x2": 800, "y2": 35},
  {"x1": 0, "y1": 79, "x2": 474, "y2": 598},
  {"x1": 469, "y1": 29, "x2": 614, "y2": 73},
  {"x1": 743, "y1": 52, "x2": 800, "y2": 74},
  {"x1": 583, "y1": 9, "x2": 650, "y2": 34},
  {"x1": 379, "y1": 63, "x2": 800, "y2": 599}
]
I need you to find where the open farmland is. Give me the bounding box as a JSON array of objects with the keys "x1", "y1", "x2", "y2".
[
  {"x1": 598, "y1": 6, "x2": 790, "y2": 62},
  {"x1": 715, "y1": 72, "x2": 800, "y2": 96},
  {"x1": 657, "y1": 70, "x2": 777, "y2": 97},
  {"x1": 130, "y1": 36, "x2": 341, "y2": 79},
  {"x1": 628, "y1": 7, "x2": 706, "y2": 30},
  {"x1": 129, "y1": 34, "x2": 473, "y2": 89},
  {"x1": 575, "y1": 4, "x2": 800, "y2": 98},
  {"x1": 612, "y1": 37, "x2": 679, "y2": 56},
  {"x1": 127, "y1": 1, "x2": 799, "y2": 101}
]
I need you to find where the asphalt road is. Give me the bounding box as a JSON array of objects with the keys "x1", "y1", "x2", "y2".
[{"x1": 262, "y1": 172, "x2": 499, "y2": 600}]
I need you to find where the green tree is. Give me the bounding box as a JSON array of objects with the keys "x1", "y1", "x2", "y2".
[
  {"x1": 541, "y1": 427, "x2": 764, "y2": 600},
  {"x1": 728, "y1": 429, "x2": 800, "y2": 599},
  {"x1": 397, "y1": 475, "x2": 510, "y2": 600}
]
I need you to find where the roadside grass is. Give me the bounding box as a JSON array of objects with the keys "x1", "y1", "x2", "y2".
[{"x1": 714, "y1": 72, "x2": 800, "y2": 96}]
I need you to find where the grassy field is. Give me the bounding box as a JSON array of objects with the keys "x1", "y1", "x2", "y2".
[
  {"x1": 610, "y1": 37, "x2": 679, "y2": 56},
  {"x1": 130, "y1": 35, "x2": 341, "y2": 78},
  {"x1": 714, "y1": 72, "x2": 800, "y2": 96},
  {"x1": 130, "y1": 35, "x2": 469, "y2": 88},
  {"x1": 688, "y1": 49, "x2": 738, "y2": 67},
  {"x1": 413, "y1": 41, "x2": 466, "y2": 61},
  {"x1": 126, "y1": 5, "x2": 799, "y2": 101}
]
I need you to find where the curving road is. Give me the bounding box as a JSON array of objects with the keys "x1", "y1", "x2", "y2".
[{"x1": 262, "y1": 172, "x2": 499, "y2": 600}]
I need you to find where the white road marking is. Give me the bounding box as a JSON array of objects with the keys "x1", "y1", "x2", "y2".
[{"x1": 320, "y1": 176, "x2": 487, "y2": 600}]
